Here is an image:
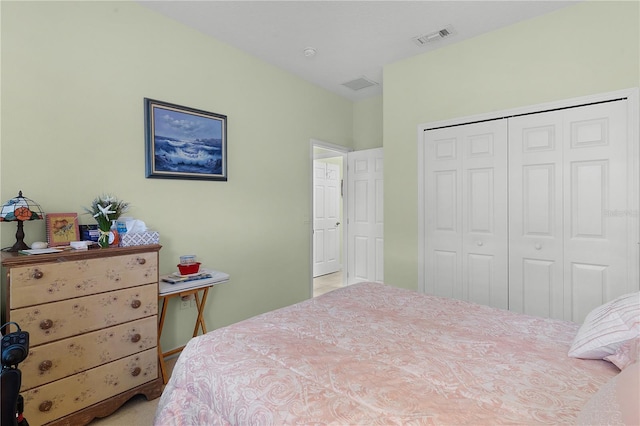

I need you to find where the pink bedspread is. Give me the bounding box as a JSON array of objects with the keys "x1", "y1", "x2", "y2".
[{"x1": 154, "y1": 282, "x2": 617, "y2": 425}]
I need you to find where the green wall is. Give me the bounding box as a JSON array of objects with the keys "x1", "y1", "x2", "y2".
[
  {"x1": 383, "y1": 1, "x2": 640, "y2": 290},
  {"x1": 353, "y1": 95, "x2": 383, "y2": 150},
  {"x1": 0, "y1": 1, "x2": 358, "y2": 351}
]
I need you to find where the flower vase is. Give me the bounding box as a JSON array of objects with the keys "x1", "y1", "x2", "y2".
[
  {"x1": 85, "y1": 194, "x2": 129, "y2": 248},
  {"x1": 98, "y1": 225, "x2": 111, "y2": 248}
]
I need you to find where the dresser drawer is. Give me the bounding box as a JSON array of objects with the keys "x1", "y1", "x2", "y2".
[
  {"x1": 20, "y1": 316, "x2": 157, "y2": 391},
  {"x1": 11, "y1": 284, "x2": 157, "y2": 346},
  {"x1": 22, "y1": 348, "x2": 157, "y2": 426},
  {"x1": 10, "y1": 252, "x2": 158, "y2": 309}
]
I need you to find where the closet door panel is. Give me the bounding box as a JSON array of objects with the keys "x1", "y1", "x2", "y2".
[
  {"x1": 509, "y1": 112, "x2": 564, "y2": 318},
  {"x1": 467, "y1": 253, "x2": 494, "y2": 307},
  {"x1": 563, "y1": 101, "x2": 629, "y2": 322},
  {"x1": 571, "y1": 263, "x2": 608, "y2": 322},
  {"x1": 523, "y1": 164, "x2": 556, "y2": 236},
  {"x1": 467, "y1": 168, "x2": 493, "y2": 233},
  {"x1": 522, "y1": 258, "x2": 555, "y2": 318},
  {"x1": 570, "y1": 160, "x2": 607, "y2": 238},
  {"x1": 433, "y1": 250, "x2": 457, "y2": 298},
  {"x1": 435, "y1": 171, "x2": 457, "y2": 232}
]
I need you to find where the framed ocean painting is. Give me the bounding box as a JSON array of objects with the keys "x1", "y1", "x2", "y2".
[{"x1": 144, "y1": 98, "x2": 227, "y2": 181}]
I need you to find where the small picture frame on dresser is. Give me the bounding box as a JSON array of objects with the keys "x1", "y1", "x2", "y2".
[{"x1": 46, "y1": 212, "x2": 80, "y2": 246}]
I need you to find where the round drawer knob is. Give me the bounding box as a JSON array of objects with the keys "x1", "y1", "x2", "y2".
[
  {"x1": 39, "y1": 360, "x2": 53, "y2": 372},
  {"x1": 39, "y1": 400, "x2": 53, "y2": 412},
  {"x1": 39, "y1": 319, "x2": 54, "y2": 330},
  {"x1": 476, "y1": 241, "x2": 483, "y2": 246},
  {"x1": 131, "y1": 367, "x2": 141, "y2": 377},
  {"x1": 131, "y1": 333, "x2": 141, "y2": 343},
  {"x1": 534, "y1": 243, "x2": 542, "y2": 250},
  {"x1": 137, "y1": 258, "x2": 146, "y2": 265},
  {"x1": 130, "y1": 300, "x2": 141, "y2": 309},
  {"x1": 32, "y1": 269, "x2": 44, "y2": 279}
]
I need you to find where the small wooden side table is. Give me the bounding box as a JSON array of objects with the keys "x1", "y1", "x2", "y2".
[{"x1": 157, "y1": 269, "x2": 230, "y2": 384}]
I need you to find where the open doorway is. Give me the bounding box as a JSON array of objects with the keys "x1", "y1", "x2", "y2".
[{"x1": 311, "y1": 140, "x2": 349, "y2": 297}]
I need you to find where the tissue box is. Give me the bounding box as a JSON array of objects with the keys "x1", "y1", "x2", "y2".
[{"x1": 120, "y1": 231, "x2": 160, "y2": 247}]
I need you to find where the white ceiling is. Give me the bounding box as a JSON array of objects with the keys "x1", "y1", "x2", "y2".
[{"x1": 139, "y1": 1, "x2": 576, "y2": 101}]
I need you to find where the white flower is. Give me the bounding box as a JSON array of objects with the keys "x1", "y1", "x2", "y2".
[
  {"x1": 84, "y1": 194, "x2": 129, "y2": 232},
  {"x1": 97, "y1": 203, "x2": 116, "y2": 218}
]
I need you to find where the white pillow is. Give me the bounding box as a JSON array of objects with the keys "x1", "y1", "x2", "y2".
[
  {"x1": 568, "y1": 292, "x2": 640, "y2": 359},
  {"x1": 604, "y1": 337, "x2": 640, "y2": 370}
]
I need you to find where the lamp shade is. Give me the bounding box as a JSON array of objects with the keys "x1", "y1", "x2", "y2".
[
  {"x1": 0, "y1": 191, "x2": 44, "y2": 222},
  {"x1": 0, "y1": 190, "x2": 44, "y2": 252}
]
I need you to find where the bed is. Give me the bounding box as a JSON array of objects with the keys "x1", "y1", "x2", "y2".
[{"x1": 154, "y1": 282, "x2": 638, "y2": 425}]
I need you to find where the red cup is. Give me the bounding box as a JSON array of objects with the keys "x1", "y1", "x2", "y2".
[{"x1": 177, "y1": 262, "x2": 200, "y2": 275}]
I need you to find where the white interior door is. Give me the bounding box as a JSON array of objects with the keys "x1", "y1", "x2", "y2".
[
  {"x1": 424, "y1": 120, "x2": 508, "y2": 308},
  {"x1": 313, "y1": 161, "x2": 341, "y2": 277},
  {"x1": 347, "y1": 148, "x2": 383, "y2": 284}
]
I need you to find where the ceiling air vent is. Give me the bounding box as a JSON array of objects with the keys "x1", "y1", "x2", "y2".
[
  {"x1": 341, "y1": 77, "x2": 379, "y2": 91},
  {"x1": 413, "y1": 25, "x2": 455, "y2": 46}
]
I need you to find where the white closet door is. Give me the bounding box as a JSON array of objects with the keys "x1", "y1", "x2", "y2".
[
  {"x1": 424, "y1": 120, "x2": 508, "y2": 308},
  {"x1": 509, "y1": 100, "x2": 631, "y2": 322},
  {"x1": 424, "y1": 130, "x2": 462, "y2": 299},
  {"x1": 508, "y1": 111, "x2": 564, "y2": 318},
  {"x1": 563, "y1": 101, "x2": 630, "y2": 322}
]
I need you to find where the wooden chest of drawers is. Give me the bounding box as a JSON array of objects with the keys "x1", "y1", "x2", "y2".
[{"x1": 2, "y1": 245, "x2": 163, "y2": 425}]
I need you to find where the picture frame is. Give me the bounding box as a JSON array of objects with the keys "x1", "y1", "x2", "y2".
[
  {"x1": 144, "y1": 98, "x2": 227, "y2": 181},
  {"x1": 46, "y1": 213, "x2": 80, "y2": 246}
]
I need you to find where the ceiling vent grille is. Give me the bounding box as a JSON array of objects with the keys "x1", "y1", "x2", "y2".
[
  {"x1": 413, "y1": 25, "x2": 455, "y2": 46},
  {"x1": 341, "y1": 77, "x2": 379, "y2": 91}
]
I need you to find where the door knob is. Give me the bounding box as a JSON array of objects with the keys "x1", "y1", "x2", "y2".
[{"x1": 336, "y1": 222, "x2": 341, "y2": 226}]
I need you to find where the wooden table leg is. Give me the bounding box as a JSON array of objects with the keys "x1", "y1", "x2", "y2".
[
  {"x1": 157, "y1": 295, "x2": 170, "y2": 384},
  {"x1": 192, "y1": 287, "x2": 210, "y2": 337}
]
